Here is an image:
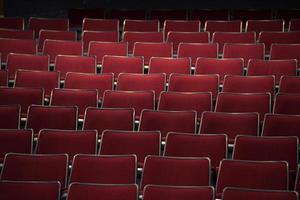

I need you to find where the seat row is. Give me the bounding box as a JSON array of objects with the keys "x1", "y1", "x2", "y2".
[
  {"x1": 1, "y1": 96, "x2": 300, "y2": 141},
  {"x1": 0, "y1": 51, "x2": 299, "y2": 84},
  {"x1": 0, "y1": 150, "x2": 299, "y2": 199},
  {"x1": 0, "y1": 180, "x2": 298, "y2": 200},
  {"x1": 1, "y1": 27, "x2": 300, "y2": 55},
  {"x1": 0, "y1": 128, "x2": 298, "y2": 170},
  {"x1": 1, "y1": 12, "x2": 300, "y2": 31}
]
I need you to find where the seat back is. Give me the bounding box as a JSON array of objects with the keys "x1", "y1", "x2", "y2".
[
  {"x1": 1, "y1": 153, "x2": 68, "y2": 189},
  {"x1": 164, "y1": 132, "x2": 227, "y2": 170},
  {"x1": 6, "y1": 53, "x2": 49, "y2": 80},
  {"x1": 0, "y1": 181, "x2": 61, "y2": 200},
  {"x1": 83, "y1": 108, "x2": 135, "y2": 137},
  {"x1": 139, "y1": 109, "x2": 196, "y2": 139},
  {"x1": 140, "y1": 155, "x2": 210, "y2": 191},
  {"x1": 26, "y1": 105, "x2": 78, "y2": 135},
  {"x1": 100, "y1": 130, "x2": 161, "y2": 167},
  {"x1": 200, "y1": 111, "x2": 259, "y2": 144},
  {"x1": 54, "y1": 55, "x2": 96, "y2": 80},
  {"x1": 195, "y1": 58, "x2": 243, "y2": 83},
  {"x1": 36, "y1": 129, "x2": 97, "y2": 161},
  {"x1": 69, "y1": 154, "x2": 136, "y2": 184},
  {"x1": 216, "y1": 159, "x2": 288, "y2": 198},
  {"x1": 0, "y1": 105, "x2": 20, "y2": 129},
  {"x1": 88, "y1": 41, "x2": 127, "y2": 65},
  {"x1": 247, "y1": 59, "x2": 297, "y2": 84}
]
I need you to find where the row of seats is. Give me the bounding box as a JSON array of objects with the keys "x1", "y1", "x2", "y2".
[
  {"x1": 2, "y1": 8, "x2": 300, "y2": 29},
  {"x1": 0, "y1": 129, "x2": 298, "y2": 171},
  {"x1": 0, "y1": 181, "x2": 298, "y2": 200},
  {"x1": 0, "y1": 49, "x2": 298, "y2": 83},
  {"x1": 1, "y1": 26, "x2": 300, "y2": 54},
  {"x1": 66, "y1": 8, "x2": 300, "y2": 25},
  {"x1": 1, "y1": 99, "x2": 300, "y2": 140},
  {"x1": 0, "y1": 151, "x2": 299, "y2": 199}
]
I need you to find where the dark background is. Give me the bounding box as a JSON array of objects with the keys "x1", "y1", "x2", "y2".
[{"x1": 4, "y1": 0, "x2": 300, "y2": 18}]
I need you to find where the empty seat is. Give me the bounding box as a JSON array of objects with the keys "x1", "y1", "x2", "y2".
[
  {"x1": 102, "y1": 90, "x2": 155, "y2": 119},
  {"x1": 233, "y1": 9, "x2": 273, "y2": 21},
  {"x1": 122, "y1": 32, "x2": 164, "y2": 54},
  {"x1": 50, "y1": 88, "x2": 98, "y2": 118},
  {"x1": 177, "y1": 43, "x2": 218, "y2": 66},
  {"x1": 195, "y1": 58, "x2": 243, "y2": 83},
  {"x1": 1, "y1": 153, "x2": 68, "y2": 189},
  {"x1": 276, "y1": 9, "x2": 300, "y2": 26},
  {"x1": 245, "y1": 20, "x2": 284, "y2": 35},
  {"x1": 36, "y1": 129, "x2": 98, "y2": 162},
  {"x1": 6, "y1": 53, "x2": 49, "y2": 80},
  {"x1": 54, "y1": 55, "x2": 96, "y2": 80},
  {"x1": 69, "y1": 154, "x2": 136, "y2": 185},
  {"x1": 14, "y1": 70, "x2": 60, "y2": 98},
  {"x1": 190, "y1": 9, "x2": 229, "y2": 25},
  {"x1": 163, "y1": 20, "x2": 200, "y2": 39},
  {"x1": 204, "y1": 20, "x2": 242, "y2": 35},
  {"x1": 223, "y1": 187, "x2": 298, "y2": 200},
  {"x1": 82, "y1": 31, "x2": 119, "y2": 53},
  {"x1": 270, "y1": 44, "x2": 300, "y2": 68},
  {"x1": 0, "y1": 69, "x2": 8, "y2": 86},
  {"x1": 117, "y1": 73, "x2": 166, "y2": 102},
  {"x1": 0, "y1": 87, "x2": 44, "y2": 117},
  {"x1": 247, "y1": 59, "x2": 297, "y2": 84},
  {"x1": 274, "y1": 93, "x2": 300, "y2": 115},
  {"x1": 289, "y1": 18, "x2": 300, "y2": 31},
  {"x1": 0, "y1": 28, "x2": 34, "y2": 40},
  {"x1": 82, "y1": 18, "x2": 119, "y2": 32},
  {"x1": 258, "y1": 31, "x2": 300, "y2": 54},
  {"x1": 168, "y1": 74, "x2": 219, "y2": 101},
  {"x1": 0, "y1": 105, "x2": 20, "y2": 129},
  {"x1": 0, "y1": 17, "x2": 24, "y2": 30},
  {"x1": 143, "y1": 185, "x2": 214, "y2": 200},
  {"x1": 279, "y1": 76, "x2": 300, "y2": 94},
  {"x1": 0, "y1": 180, "x2": 61, "y2": 200},
  {"x1": 167, "y1": 32, "x2": 209, "y2": 54},
  {"x1": 64, "y1": 72, "x2": 113, "y2": 102},
  {"x1": 234, "y1": 135, "x2": 298, "y2": 175},
  {"x1": 215, "y1": 92, "x2": 271, "y2": 122},
  {"x1": 42, "y1": 39, "x2": 82, "y2": 63},
  {"x1": 123, "y1": 19, "x2": 159, "y2": 32},
  {"x1": 164, "y1": 132, "x2": 227, "y2": 171},
  {"x1": 148, "y1": 57, "x2": 191, "y2": 79},
  {"x1": 140, "y1": 156, "x2": 210, "y2": 192},
  {"x1": 102, "y1": 55, "x2": 144, "y2": 79},
  {"x1": 26, "y1": 105, "x2": 78, "y2": 136},
  {"x1": 0, "y1": 38, "x2": 37, "y2": 63},
  {"x1": 223, "y1": 43, "x2": 265, "y2": 64},
  {"x1": 83, "y1": 108, "x2": 134, "y2": 137},
  {"x1": 0, "y1": 129, "x2": 32, "y2": 163},
  {"x1": 158, "y1": 91, "x2": 212, "y2": 119},
  {"x1": 216, "y1": 159, "x2": 288, "y2": 198},
  {"x1": 68, "y1": 183, "x2": 138, "y2": 200},
  {"x1": 212, "y1": 32, "x2": 256, "y2": 54},
  {"x1": 88, "y1": 41, "x2": 127, "y2": 65},
  {"x1": 222, "y1": 75, "x2": 275, "y2": 97},
  {"x1": 38, "y1": 30, "x2": 76, "y2": 51},
  {"x1": 139, "y1": 109, "x2": 196, "y2": 139},
  {"x1": 200, "y1": 111, "x2": 259, "y2": 144},
  {"x1": 28, "y1": 17, "x2": 69, "y2": 37},
  {"x1": 100, "y1": 130, "x2": 161, "y2": 167},
  {"x1": 262, "y1": 113, "x2": 300, "y2": 137}
]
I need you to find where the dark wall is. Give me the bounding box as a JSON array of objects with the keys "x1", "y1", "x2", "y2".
[{"x1": 4, "y1": 0, "x2": 300, "y2": 17}]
